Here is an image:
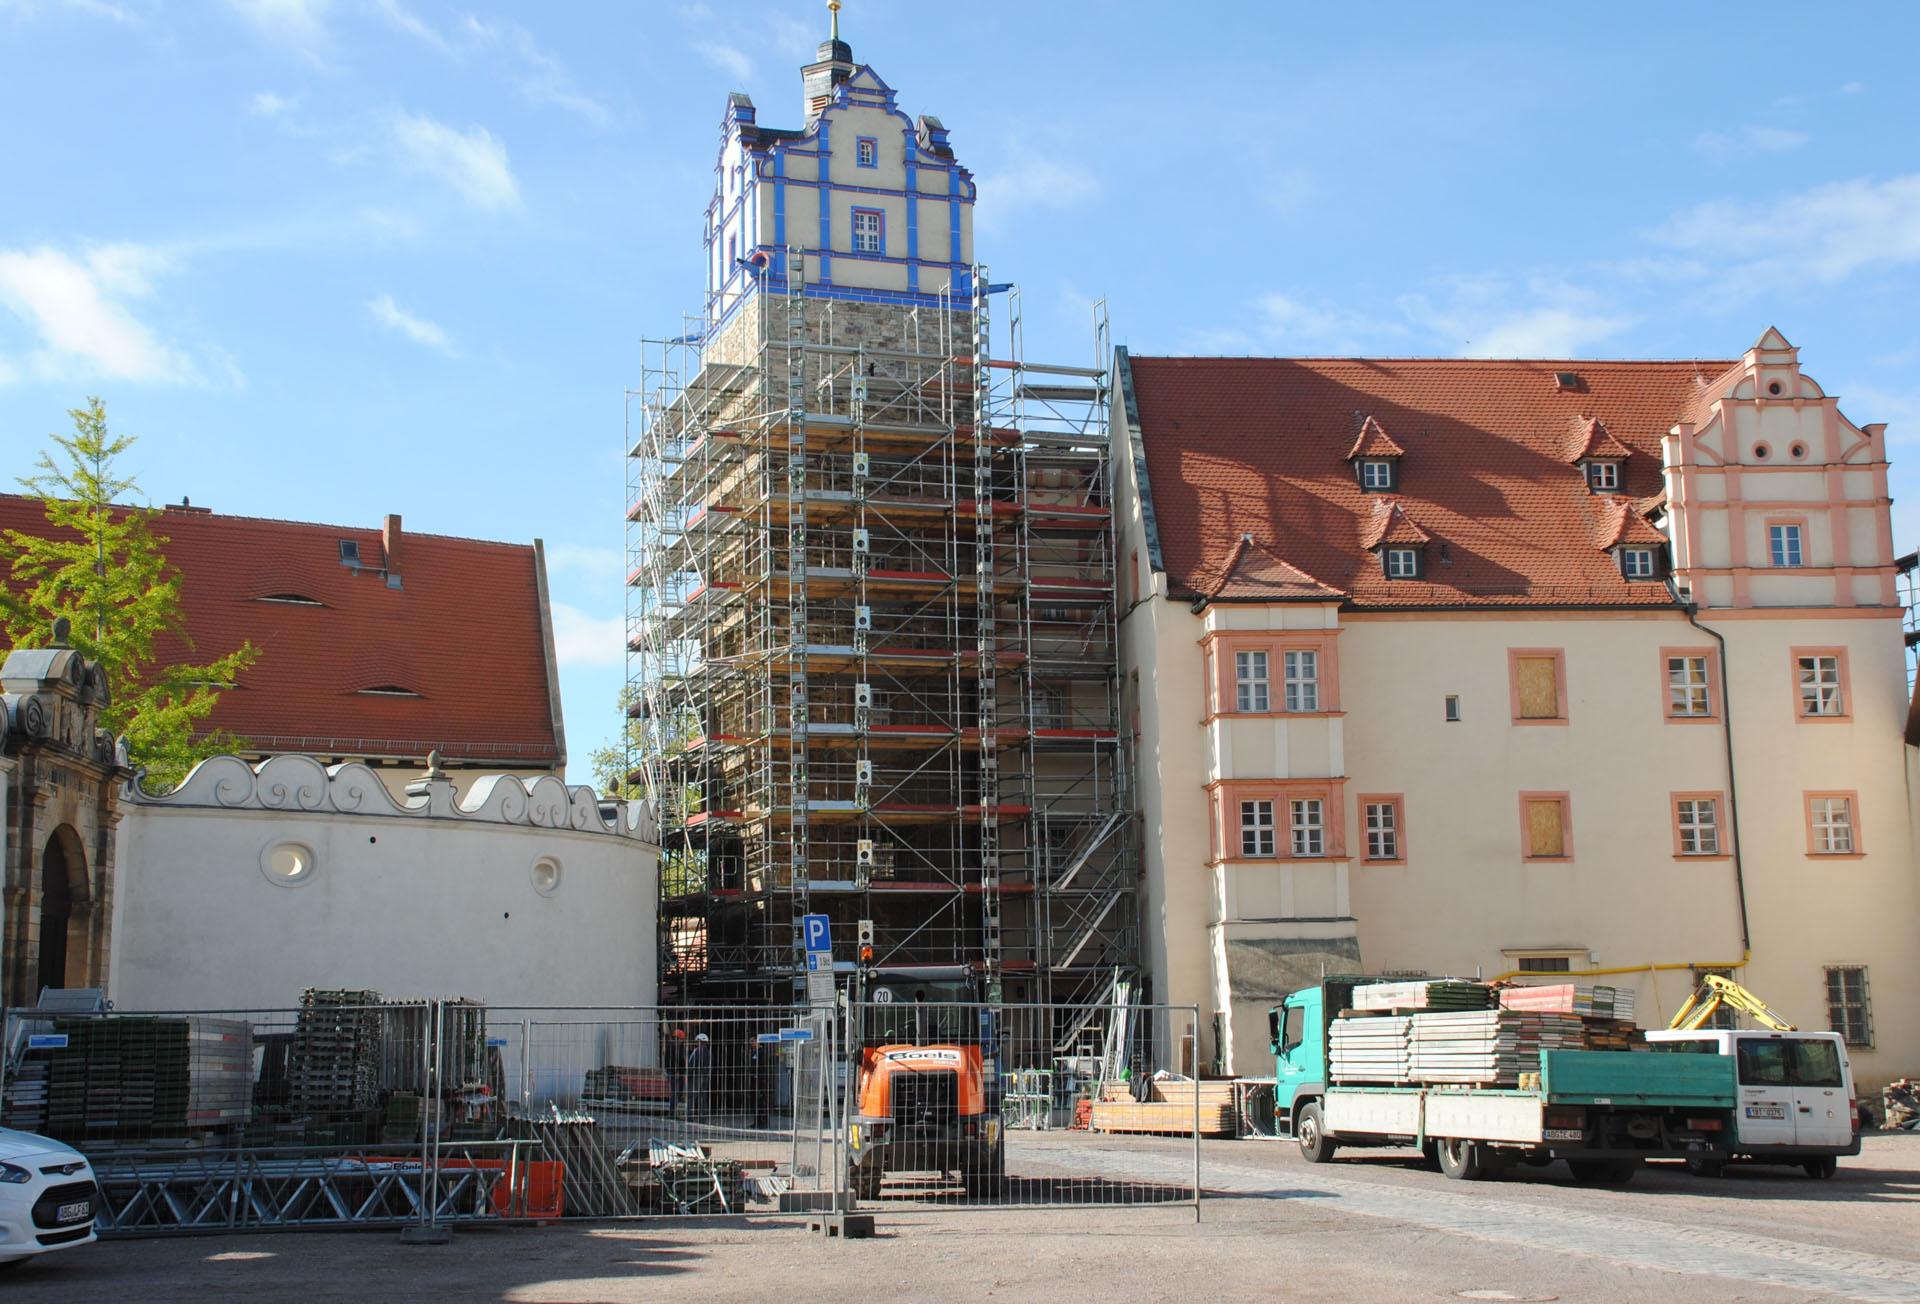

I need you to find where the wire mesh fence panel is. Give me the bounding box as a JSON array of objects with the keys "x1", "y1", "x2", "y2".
[
  {"x1": 842, "y1": 1001, "x2": 1202, "y2": 1212},
  {"x1": 486, "y1": 1004, "x2": 838, "y2": 1218}
]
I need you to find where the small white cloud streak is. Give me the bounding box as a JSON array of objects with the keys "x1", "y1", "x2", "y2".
[
  {"x1": 366, "y1": 293, "x2": 455, "y2": 357},
  {"x1": 250, "y1": 90, "x2": 294, "y2": 117},
  {"x1": 976, "y1": 155, "x2": 1102, "y2": 225},
  {"x1": 1693, "y1": 124, "x2": 1811, "y2": 159},
  {"x1": 1656, "y1": 171, "x2": 1920, "y2": 285},
  {"x1": 390, "y1": 111, "x2": 520, "y2": 210},
  {"x1": 692, "y1": 39, "x2": 753, "y2": 81},
  {"x1": 224, "y1": 0, "x2": 330, "y2": 63},
  {"x1": 549, "y1": 602, "x2": 626, "y2": 668},
  {"x1": 0, "y1": 243, "x2": 203, "y2": 385}
]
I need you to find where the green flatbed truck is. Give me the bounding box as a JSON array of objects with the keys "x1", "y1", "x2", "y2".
[{"x1": 1271, "y1": 980, "x2": 1738, "y2": 1183}]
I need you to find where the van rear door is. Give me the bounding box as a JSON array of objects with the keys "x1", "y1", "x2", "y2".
[
  {"x1": 1733, "y1": 1037, "x2": 1795, "y2": 1147},
  {"x1": 1787, "y1": 1037, "x2": 1852, "y2": 1148}
]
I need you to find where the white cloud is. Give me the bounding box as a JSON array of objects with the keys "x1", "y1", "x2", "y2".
[
  {"x1": 464, "y1": 16, "x2": 610, "y2": 125},
  {"x1": 370, "y1": 0, "x2": 449, "y2": 53},
  {"x1": 1261, "y1": 169, "x2": 1316, "y2": 217},
  {"x1": 1400, "y1": 277, "x2": 1636, "y2": 357},
  {"x1": 390, "y1": 111, "x2": 520, "y2": 211},
  {"x1": 1693, "y1": 124, "x2": 1811, "y2": 159},
  {"x1": 543, "y1": 541, "x2": 623, "y2": 579},
  {"x1": 1655, "y1": 171, "x2": 1920, "y2": 286},
  {"x1": 1251, "y1": 293, "x2": 1394, "y2": 354},
  {"x1": 1840, "y1": 81, "x2": 1865, "y2": 95},
  {"x1": 549, "y1": 601, "x2": 626, "y2": 668},
  {"x1": 693, "y1": 40, "x2": 753, "y2": 82},
  {"x1": 0, "y1": 0, "x2": 142, "y2": 21},
  {"x1": 366, "y1": 293, "x2": 455, "y2": 357},
  {"x1": 0, "y1": 243, "x2": 205, "y2": 385},
  {"x1": 249, "y1": 90, "x2": 295, "y2": 117},
  {"x1": 976, "y1": 155, "x2": 1102, "y2": 223},
  {"x1": 224, "y1": 0, "x2": 330, "y2": 63}
]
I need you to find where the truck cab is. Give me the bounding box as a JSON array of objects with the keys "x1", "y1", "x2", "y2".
[
  {"x1": 1268, "y1": 980, "x2": 1352, "y2": 1136},
  {"x1": 1644, "y1": 1029, "x2": 1860, "y2": 1176}
]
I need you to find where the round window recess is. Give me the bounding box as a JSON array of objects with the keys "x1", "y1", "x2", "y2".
[
  {"x1": 1752, "y1": 442, "x2": 1771, "y2": 461},
  {"x1": 260, "y1": 841, "x2": 316, "y2": 887},
  {"x1": 1768, "y1": 380, "x2": 1784, "y2": 396},
  {"x1": 1790, "y1": 442, "x2": 1808, "y2": 460},
  {"x1": 531, "y1": 856, "x2": 563, "y2": 897}
]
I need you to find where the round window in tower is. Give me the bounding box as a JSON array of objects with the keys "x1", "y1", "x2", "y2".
[
  {"x1": 1752, "y1": 442, "x2": 1771, "y2": 461},
  {"x1": 1768, "y1": 380, "x2": 1784, "y2": 396},
  {"x1": 1791, "y1": 442, "x2": 1808, "y2": 460},
  {"x1": 260, "y1": 841, "x2": 316, "y2": 887},
  {"x1": 531, "y1": 855, "x2": 563, "y2": 897}
]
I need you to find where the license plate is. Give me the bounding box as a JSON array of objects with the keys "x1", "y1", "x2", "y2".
[
  {"x1": 1543, "y1": 1128, "x2": 1584, "y2": 1141},
  {"x1": 55, "y1": 1200, "x2": 91, "y2": 1224},
  {"x1": 1745, "y1": 1105, "x2": 1786, "y2": 1120}
]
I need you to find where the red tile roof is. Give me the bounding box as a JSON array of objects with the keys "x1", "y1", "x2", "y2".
[
  {"x1": 1345, "y1": 415, "x2": 1405, "y2": 460},
  {"x1": 0, "y1": 495, "x2": 562, "y2": 765},
  {"x1": 1567, "y1": 415, "x2": 1635, "y2": 463},
  {"x1": 1593, "y1": 498, "x2": 1669, "y2": 550},
  {"x1": 1358, "y1": 499, "x2": 1431, "y2": 551},
  {"x1": 1123, "y1": 353, "x2": 1733, "y2": 608},
  {"x1": 1201, "y1": 536, "x2": 1347, "y2": 602}
]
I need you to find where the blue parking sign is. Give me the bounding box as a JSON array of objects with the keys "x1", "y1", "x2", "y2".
[{"x1": 802, "y1": 913, "x2": 831, "y2": 954}]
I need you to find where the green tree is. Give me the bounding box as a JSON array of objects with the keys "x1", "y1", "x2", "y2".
[{"x1": 1, "y1": 398, "x2": 259, "y2": 790}]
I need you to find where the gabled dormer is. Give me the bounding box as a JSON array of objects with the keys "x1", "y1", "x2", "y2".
[
  {"x1": 1360, "y1": 499, "x2": 1432, "y2": 580},
  {"x1": 1346, "y1": 415, "x2": 1404, "y2": 493},
  {"x1": 1569, "y1": 415, "x2": 1632, "y2": 493},
  {"x1": 1594, "y1": 498, "x2": 1668, "y2": 581}
]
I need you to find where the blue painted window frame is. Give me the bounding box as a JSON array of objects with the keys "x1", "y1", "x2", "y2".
[
  {"x1": 851, "y1": 206, "x2": 885, "y2": 255},
  {"x1": 856, "y1": 136, "x2": 878, "y2": 168}
]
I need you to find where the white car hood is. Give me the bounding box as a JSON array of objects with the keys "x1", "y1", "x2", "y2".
[{"x1": 0, "y1": 1127, "x2": 83, "y2": 1164}]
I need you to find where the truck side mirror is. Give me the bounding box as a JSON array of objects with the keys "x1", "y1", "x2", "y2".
[{"x1": 1269, "y1": 1008, "x2": 1282, "y2": 1055}]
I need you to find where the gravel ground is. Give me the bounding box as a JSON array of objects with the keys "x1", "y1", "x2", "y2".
[{"x1": 1, "y1": 1131, "x2": 1914, "y2": 1303}]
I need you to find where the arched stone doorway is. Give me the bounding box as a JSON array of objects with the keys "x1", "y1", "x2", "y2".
[{"x1": 36, "y1": 826, "x2": 87, "y2": 997}]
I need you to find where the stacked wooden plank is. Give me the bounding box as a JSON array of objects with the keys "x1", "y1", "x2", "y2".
[
  {"x1": 1406, "y1": 1010, "x2": 1585, "y2": 1085},
  {"x1": 1329, "y1": 1015, "x2": 1411, "y2": 1083},
  {"x1": 1581, "y1": 1019, "x2": 1641, "y2": 1051},
  {"x1": 1089, "y1": 1098, "x2": 1235, "y2": 1136},
  {"x1": 1498, "y1": 982, "x2": 1637, "y2": 1021},
  {"x1": 1352, "y1": 980, "x2": 1493, "y2": 1012}
]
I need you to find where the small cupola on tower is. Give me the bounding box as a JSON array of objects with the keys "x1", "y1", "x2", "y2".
[
  {"x1": 803, "y1": 1, "x2": 856, "y2": 120},
  {"x1": 1346, "y1": 414, "x2": 1404, "y2": 492},
  {"x1": 1568, "y1": 415, "x2": 1632, "y2": 493}
]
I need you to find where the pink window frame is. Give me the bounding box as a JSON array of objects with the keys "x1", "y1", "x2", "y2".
[
  {"x1": 1670, "y1": 791, "x2": 1730, "y2": 858},
  {"x1": 1508, "y1": 648, "x2": 1569, "y2": 725},
  {"x1": 1660, "y1": 646, "x2": 1720, "y2": 723},
  {"x1": 1789, "y1": 646, "x2": 1852, "y2": 722},
  {"x1": 850, "y1": 206, "x2": 886, "y2": 255},
  {"x1": 1804, "y1": 790, "x2": 1863, "y2": 857},
  {"x1": 1357, "y1": 793, "x2": 1406, "y2": 865},
  {"x1": 1519, "y1": 790, "x2": 1574, "y2": 862}
]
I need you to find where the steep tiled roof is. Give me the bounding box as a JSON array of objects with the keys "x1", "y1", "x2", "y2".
[
  {"x1": 1345, "y1": 415, "x2": 1405, "y2": 460},
  {"x1": 1124, "y1": 354, "x2": 1733, "y2": 608},
  {"x1": 0, "y1": 495, "x2": 562, "y2": 765},
  {"x1": 1201, "y1": 536, "x2": 1347, "y2": 602},
  {"x1": 1567, "y1": 415, "x2": 1635, "y2": 463},
  {"x1": 1359, "y1": 499, "x2": 1432, "y2": 550},
  {"x1": 1593, "y1": 498, "x2": 1669, "y2": 550}
]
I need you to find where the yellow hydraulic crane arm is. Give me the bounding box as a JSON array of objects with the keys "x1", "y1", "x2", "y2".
[{"x1": 1669, "y1": 974, "x2": 1797, "y2": 1032}]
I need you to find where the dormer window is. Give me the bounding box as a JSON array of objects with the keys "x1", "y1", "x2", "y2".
[
  {"x1": 1619, "y1": 547, "x2": 1659, "y2": 580},
  {"x1": 1585, "y1": 461, "x2": 1621, "y2": 492},
  {"x1": 1383, "y1": 548, "x2": 1422, "y2": 579},
  {"x1": 1347, "y1": 415, "x2": 1405, "y2": 492},
  {"x1": 1359, "y1": 460, "x2": 1395, "y2": 492}
]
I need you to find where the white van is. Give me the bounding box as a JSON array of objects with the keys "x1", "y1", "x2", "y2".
[{"x1": 1644, "y1": 1029, "x2": 1860, "y2": 1177}]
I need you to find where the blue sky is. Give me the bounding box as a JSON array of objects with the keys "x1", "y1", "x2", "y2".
[{"x1": 3, "y1": 0, "x2": 1918, "y2": 781}]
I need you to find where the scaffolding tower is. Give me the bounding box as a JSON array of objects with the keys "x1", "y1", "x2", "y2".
[{"x1": 625, "y1": 259, "x2": 1135, "y2": 1021}]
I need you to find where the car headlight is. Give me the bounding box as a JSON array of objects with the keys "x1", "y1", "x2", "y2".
[{"x1": 0, "y1": 1163, "x2": 32, "y2": 1184}]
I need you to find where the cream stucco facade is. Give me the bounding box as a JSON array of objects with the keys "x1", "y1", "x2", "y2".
[{"x1": 1115, "y1": 332, "x2": 1920, "y2": 1093}]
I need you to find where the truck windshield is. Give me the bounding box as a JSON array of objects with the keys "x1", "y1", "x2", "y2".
[{"x1": 1281, "y1": 1006, "x2": 1304, "y2": 1054}]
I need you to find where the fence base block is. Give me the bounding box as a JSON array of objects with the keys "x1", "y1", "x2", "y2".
[
  {"x1": 399, "y1": 1224, "x2": 454, "y2": 1245},
  {"x1": 779, "y1": 1190, "x2": 840, "y2": 1213},
  {"x1": 807, "y1": 1213, "x2": 874, "y2": 1239}
]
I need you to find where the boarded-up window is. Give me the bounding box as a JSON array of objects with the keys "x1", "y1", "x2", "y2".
[
  {"x1": 1515, "y1": 656, "x2": 1560, "y2": 719},
  {"x1": 1526, "y1": 798, "x2": 1566, "y2": 857}
]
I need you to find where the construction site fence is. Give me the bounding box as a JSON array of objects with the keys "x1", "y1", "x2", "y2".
[{"x1": 0, "y1": 999, "x2": 1200, "y2": 1235}]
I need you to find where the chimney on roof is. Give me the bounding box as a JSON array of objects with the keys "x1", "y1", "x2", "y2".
[{"x1": 382, "y1": 514, "x2": 402, "y2": 574}]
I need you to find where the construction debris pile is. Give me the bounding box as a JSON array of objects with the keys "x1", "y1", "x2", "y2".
[{"x1": 0, "y1": 1016, "x2": 251, "y2": 1148}]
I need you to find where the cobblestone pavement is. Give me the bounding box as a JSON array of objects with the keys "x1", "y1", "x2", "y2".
[{"x1": 1, "y1": 1133, "x2": 1913, "y2": 1302}]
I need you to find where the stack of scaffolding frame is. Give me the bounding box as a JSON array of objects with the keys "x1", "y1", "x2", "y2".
[{"x1": 626, "y1": 258, "x2": 1135, "y2": 1027}]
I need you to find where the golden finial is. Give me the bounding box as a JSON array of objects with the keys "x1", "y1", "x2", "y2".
[{"x1": 828, "y1": 0, "x2": 841, "y2": 41}]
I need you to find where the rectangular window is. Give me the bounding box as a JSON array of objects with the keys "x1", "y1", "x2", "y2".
[
  {"x1": 1384, "y1": 548, "x2": 1419, "y2": 578},
  {"x1": 852, "y1": 207, "x2": 884, "y2": 254},
  {"x1": 1675, "y1": 796, "x2": 1720, "y2": 855},
  {"x1": 1363, "y1": 799, "x2": 1401, "y2": 861},
  {"x1": 1621, "y1": 548, "x2": 1657, "y2": 579},
  {"x1": 1289, "y1": 799, "x2": 1324, "y2": 857},
  {"x1": 1667, "y1": 654, "x2": 1713, "y2": 718},
  {"x1": 1282, "y1": 650, "x2": 1319, "y2": 712},
  {"x1": 1586, "y1": 461, "x2": 1620, "y2": 492},
  {"x1": 1235, "y1": 651, "x2": 1269, "y2": 713},
  {"x1": 855, "y1": 136, "x2": 878, "y2": 167},
  {"x1": 1511, "y1": 650, "x2": 1565, "y2": 721},
  {"x1": 1769, "y1": 523, "x2": 1804, "y2": 568},
  {"x1": 1521, "y1": 792, "x2": 1571, "y2": 860},
  {"x1": 1240, "y1": 800, "x2": 1275, "y2": 858},
  {"x1": 1519, "y1": 956, "x2": 1572, "y2": 973},
  {"x1": 1824, "y1": 966, "x2": 1873, "y2": 1048},
  {"x1": 1360, "y1": 460, "x2": 1394, "y2": 490},
  {"x1": 1444, "y1": 694, "x2": 1461, "y2": 722},
  {"x1": 1797, "y1": 653, "x2": 1845, "y2": 717},
  {"x1": 1808, "y1": 794, "x2": 1856, "y2": 854}
]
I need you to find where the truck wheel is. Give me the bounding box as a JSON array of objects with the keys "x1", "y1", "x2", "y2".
[
  {"x1": 1802, "y1": 1156, "x2": 1838, "y2": 1179},
  {"x1": 1296, "y1": 1103, "x2": 1337, "y2": 1164},
  {"x1": 852, "y1": 1163, "x2": 882, "y2": 1201},
  {"x1": 1684, "y1": 1156, "x2": 1726, "y2": 1179},
  {"x1": 1436, "y1": 1136, "x2": 1485, "y2": 1181}
]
